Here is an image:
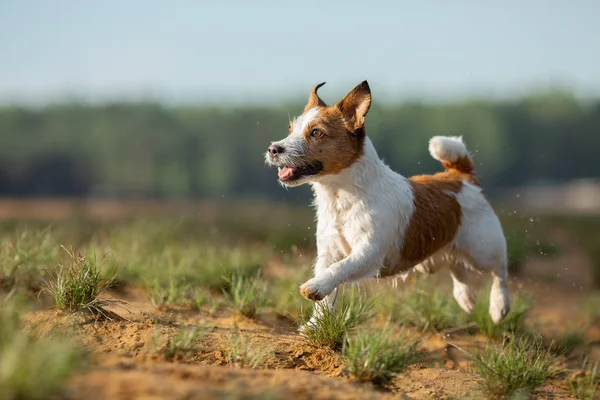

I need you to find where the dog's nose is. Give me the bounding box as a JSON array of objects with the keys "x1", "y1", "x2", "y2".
[{"x1": 268, "y1": 144, "x2": 284, "y2": 156}]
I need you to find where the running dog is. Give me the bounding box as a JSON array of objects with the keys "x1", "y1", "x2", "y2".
[{"x1": 265, "y1": 81, "x2": 510, "y2": 330}]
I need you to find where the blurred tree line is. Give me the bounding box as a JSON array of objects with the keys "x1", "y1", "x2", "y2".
[{"x1": 0, "y1": 91, "x2": 597, "y2": 204}]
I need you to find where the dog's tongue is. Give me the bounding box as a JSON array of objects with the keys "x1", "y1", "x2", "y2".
[{"x1": 278, "y1": 166, "x2": 296, "y2": 180}]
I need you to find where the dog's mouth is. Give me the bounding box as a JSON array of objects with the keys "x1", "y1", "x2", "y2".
[{"x1": 277, "y1": 162, "x2": 323, "y2": 182}]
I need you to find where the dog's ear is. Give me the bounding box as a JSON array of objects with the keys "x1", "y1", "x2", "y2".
[
  {"x1": 335, "y1": 80, "x2": 371, "y2": 131},
  {"x1": 304, "y1": 82, "x2": 327, "y2": 112}
]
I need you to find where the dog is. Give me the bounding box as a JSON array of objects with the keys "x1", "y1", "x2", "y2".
[{"x1": 265, "y1": 81, "x2": 510, "y2": 331}]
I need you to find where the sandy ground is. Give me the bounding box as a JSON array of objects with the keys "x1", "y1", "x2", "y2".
[
  {"x1": 5, "y1": 199, "x2": 598, "y2": 399},
  {"x1": 20, "y1": 272, "x2": 600, "y2": 400}
]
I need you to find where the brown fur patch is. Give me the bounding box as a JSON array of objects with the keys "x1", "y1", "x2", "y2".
[
  {"x1": 414, "y1": 169, "x2": 480, "y2": 187},
  {"x1": 304, "y1": 82, "x2": 327, "y2": 112},
  {"x1": 443, "y1": 155, "x2": 474, "y2": 175},
  {"x1": 302, "y1": 107, "x2": 365, "y2": 175},
  {"x1": 400, "y1": 175, "x2": 464, "y2": 265},
  {"x1": 295, "y1": 81, "x2": 372, "y2": 176},
  {"x1": 336, "y1": 81, "x2": 372, "y2": 131}
]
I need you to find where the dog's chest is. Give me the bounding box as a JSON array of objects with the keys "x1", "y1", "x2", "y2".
[{"x1": 318, "y1": 191, "x2": 366, "y2": 249}]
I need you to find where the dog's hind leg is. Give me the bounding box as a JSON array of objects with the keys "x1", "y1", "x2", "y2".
[
  {"x1": 449, "y1": 261, "x2": 476, "y2": 314},
  {"x1": 454, "y1": 197, "x2": 511, "y2": 323},
  {"x1": 488, "y1": 261, "x2": 510, "y2": 323}
]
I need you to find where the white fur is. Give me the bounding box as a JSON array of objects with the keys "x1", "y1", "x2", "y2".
[
  {"x1": 264, "y1": 108, "x2": 321, "y2": 186},
  {"x1": 292, "y1": 107, "x2": 320, "y2": 136},
  {"x1": 429, "y1": 135, "x2": 470, "y2": 163},
  {"x1": 297, "y1": 136, "x2": 510, "y2": 330}
]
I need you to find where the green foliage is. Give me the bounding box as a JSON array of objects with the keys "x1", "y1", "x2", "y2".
[
  {"x1": 343, "y1": 325, "x2": 420, "y2": 384},
  {"x1": 471, "y1": 335, "x2": 557, "y2": 399},
  {"x1": 501, "y1": 214, "x2": 560, "y2": 274},
  {"x1": 271, "y1": 269, "x2": 313, "y2": 321},
  {"x1": 569, "y1": 358, "x2": 599, "y2": 400},
  {"x1": 552, "y1": 330, "x2": 586, "y2": 355},
  {"x1": 224, "y1": 328, "x2": 271, "y2": 369},
  {"x1": 0, "y1": 228, "x2": 59, "y2": 293},
  {"x1": 139, "y1": 243, "x2": 267, "y2": 309},
  {"x1": 505, "y1": 228, "x2": 559, "y2": 274},
  {"x1": 562, "y1": 216, "x2": 600, "y2": 288},
  {"x1": 1, "y1": 94, "x2": 599, "y2": 202},
  {"x1": 471, "y1": 291, "x2": 531, "y2": 339},
  {"x1": 301, "y1": 287, "x2": 375, "y2": 350},
  {"x1": 224, "y1": 271, "x2": 269, "y2": 319},
  {"x1": 391, "y1": 278, "x2": 469, "y2": 332},
  {"x1": 0, "y1": 293, "x2": 81, "y2": 400},
  {"x1": 153, "y1": 326, "x2": 207, "y2": 362},
  {"x1": 43, "y1": 246, "x2": 116, "y2": 313}
]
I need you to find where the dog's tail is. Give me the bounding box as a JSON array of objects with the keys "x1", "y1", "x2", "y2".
[{"x1": 428, "y1": 136, "x2": 475, "y2": 175}]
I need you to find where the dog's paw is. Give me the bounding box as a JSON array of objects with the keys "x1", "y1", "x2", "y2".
[
  {"x1": 300, "y1": 277, "x2": 333, "y2": 301},
  {"x1": 298, "y1": 319, "x2": 317, "y2": 335}
]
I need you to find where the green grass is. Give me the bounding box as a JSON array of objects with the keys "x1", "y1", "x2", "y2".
[
  {"x1": 391, "y1": 278, "x2": 469, "y2": 332},
  {"x1": 504, "y1": 227, "x2": 560, "y2": 274},
  {"x1": 0, "y1": 293, "x2": 81, "y2": 400},
  {"x1": 189, "y1": 246, "x2": 267, "y2": 292},
  {"x1": 583, "y1": 295, "x2": 600, "y2": 324},
  {"x1": 470, "y1": 334, "x2": 558, "y2": 399},
  {"x1": 270, "y1": 263, "x2": 313, "y2": 321},
  {"x1": 271, "y1": 276, "x2": 312, "y2": 321},
  {"x1": 224, "y1": 270, "x2": 269, "y2": 319},
  {"x1": 560, "y1": 216, "x2": 600, "y2": 288},
  {"x1": 224, "y1": 328, "x2": 271, "y2": 369},
  {"x1": 471, "y1": 290, "x2": 531, "y2": 339},
  {"x1": 301, "y1": 286, "x2": 375, "y2": 350},
  {"x1": 1, "y1": 214, "x2": 598, "y2": 398},
  {"x1": 153, "y1": 326, "x2": 208, "y2": 361},
  {"x1": 568, "y1": 358, "x2": 599, "y2": 400},
  {"x1": 140, "y1": 244, "x2": 267, "y2": 309},
  {"x1": 0, "y1": 228, "x2": 59, "y2": 293},
  {"x1": 43, "y1": 246, "x2": 116, "y2": 314},
  {"x1": 343, "y1": 324, "x2": 420, "y2": 384},
  {"x1": 551, "y1": 330, "x2": 586, "y2": 355}
]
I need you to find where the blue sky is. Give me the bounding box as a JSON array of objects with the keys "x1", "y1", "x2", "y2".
[{"x1": 1, "y1": 0, "x2": 599, "y2": 104}]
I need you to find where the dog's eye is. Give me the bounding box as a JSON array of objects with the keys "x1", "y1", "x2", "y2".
[{"x1": 310, "y1": 128, "x2": 323, "y2": 138}]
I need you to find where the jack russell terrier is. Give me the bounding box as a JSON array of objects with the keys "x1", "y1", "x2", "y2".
[{"x1": 265, "y1": 81, "x2": 510, "y2": 331}]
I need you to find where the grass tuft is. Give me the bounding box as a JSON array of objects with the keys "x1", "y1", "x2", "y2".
[
  {"x1": 43, "y1": 246, "x2": 116, "y2": 314},
  {"x1": 224, "y1": 271, "x2": 269, "y2": 319},
  {"x1": 471, "y1": 291, "x2": 531, "y2": 339},
  {"x1": 551, "y1": 330, "x2": 586, "y2": 355},
  {"x1": 392, "y1": 278, "x2": 468, "y2": 332},
  {"x1": 0, "y1": 228, "x2": 59, "y2": 293},
  {"x1": 199, "y1": 246, "x2": 266, "y2": 292},
  {"x1": 153, "y1": 326, "x2": 208, "y2": 362},
  {"x1": 301, "y1": 286, "x2": 375, "y2": 350},
  {"x1": 470, "y1": 334, "x2": 557, "y2": 399},
  {"x1": 344, "y1": 324, "x2": 420, "y2": 384},
  {"x1": 224, "y1": 328, "x2": 270, "y2": 369}
]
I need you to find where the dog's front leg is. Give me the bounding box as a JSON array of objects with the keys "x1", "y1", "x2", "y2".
[
  {"x1": 299, "y1": 255, "x2": 340, "y2": 333},
  {"x1": 300, "y1": 240, "x2": 382, "y2": 302}
]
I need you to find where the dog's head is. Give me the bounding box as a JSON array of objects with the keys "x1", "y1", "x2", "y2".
[{"x1": 265, "y1": 81, "x2": 372, "y2": 187}]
